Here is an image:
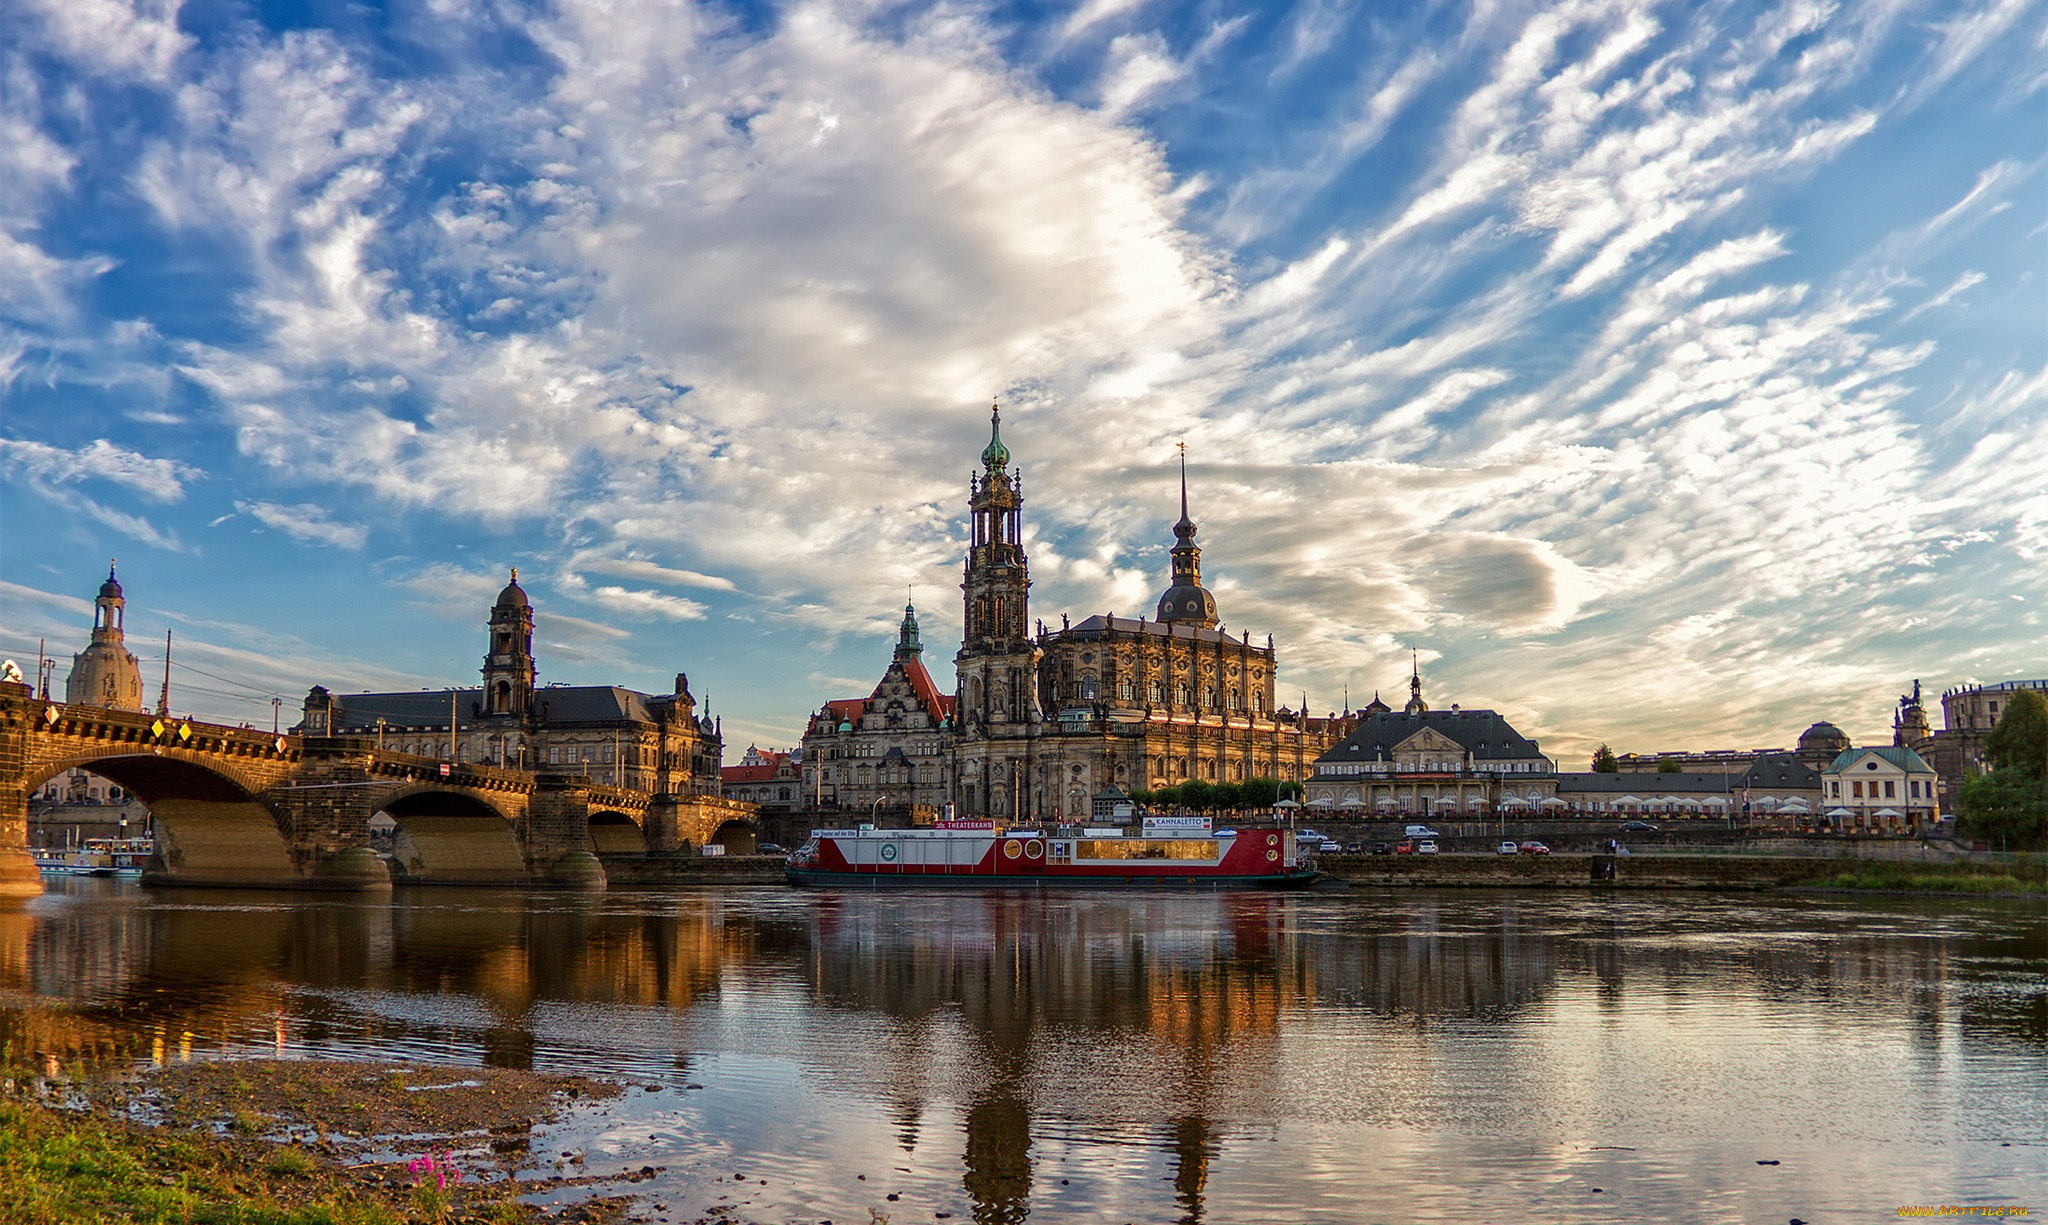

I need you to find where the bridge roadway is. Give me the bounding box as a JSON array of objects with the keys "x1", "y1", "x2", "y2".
[{"x1": 0, "y1": 681, "x2": 758, "y2": 896}]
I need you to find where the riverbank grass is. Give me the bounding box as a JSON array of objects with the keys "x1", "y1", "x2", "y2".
[
  {"x1": 1806, "y1": 860, "x2": 2046, "y2": 894},
  {"x1": 0, "y1": 1098, "x2": 402, "y2": 1225}
]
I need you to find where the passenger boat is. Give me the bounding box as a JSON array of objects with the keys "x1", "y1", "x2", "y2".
[
  {"x1": 785, "y1": 821, "x2": 1319, "y2": 889},
  {"x1": 63, "y1": 837, "x2": 153, "y2": 878}
]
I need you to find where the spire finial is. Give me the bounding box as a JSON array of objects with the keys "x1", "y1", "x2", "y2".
[
  {"x1": 109, "y1": 558, "x2": 117, "y2": 580},
  {"x1": 509, "y1": 566, "x2": 518, "y2": 583},
  {"x1": 1177, "y1": 441, "x2": 1188, "y2": 522},
  {"x1": 980, "y1": 399, "x2": 1011, "y2": 470}
]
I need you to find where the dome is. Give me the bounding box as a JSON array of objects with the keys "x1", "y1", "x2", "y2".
[
  {"x1": 1155, "y1": 584, "x2": 1216, "y2": 623},
  {"x1": 495, "y1": 568, "x2": 529, "y2": 608},
  {"x1": 1798, "y1": 721, "x2": 1849, "y2": 751},
  {"x1": 98, "y1": 562, "x2": 122, "y2": 601}
]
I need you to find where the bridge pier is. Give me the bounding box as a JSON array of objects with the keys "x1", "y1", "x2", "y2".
[
  {"x1": 527, "y1": 776, "x2": 607, "y2": 890},
  {"x1": 0, "y1": 682, "x2": 46, "y2": 899}
]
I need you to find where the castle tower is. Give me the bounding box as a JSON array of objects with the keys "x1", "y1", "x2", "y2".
[
  {"x1": 1403, "y1": 652, "x2": 1429, "y2": 716},
  {"x1": 1154, "y1": 445, "x2": 1218, "y2": 629},
  {"x1": 65, "y1": 561, "x2": 144, "y2": 710},
  {"x1": 481, "y1": 568, "x2": 537, "y2": 718},
  {"x1": 896, "y1": 597, "x2": 924, "y2": 665}
]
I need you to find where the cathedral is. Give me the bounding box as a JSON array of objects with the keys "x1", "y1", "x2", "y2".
[{"x1": 803, "y1": 408, "x2": 1350, "y2": 823}]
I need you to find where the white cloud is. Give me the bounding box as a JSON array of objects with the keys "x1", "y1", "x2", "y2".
[
  {"x1": 232, "y1": 500, "x2": 369, "y2": 550},
  {"x1": 585, "y1": 586, "x2": 709, "y2": 622},
  {"x1": 0, "y1": 437, "x2": 197, "y2": 502}
]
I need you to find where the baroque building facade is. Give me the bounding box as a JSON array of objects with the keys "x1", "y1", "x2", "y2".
[
  {"x1": 800, "y1": 601, "x2": 957, "y2": 817},
  {"x1": 300, "y1": 571, "x2": 724, "y2": 796},
  {"x1": 1304, "y1": 666, "x2": 1557, "y2": 815},
  {"x1": 944, "y1": 411, "x2": 1347, "y2": 822}
]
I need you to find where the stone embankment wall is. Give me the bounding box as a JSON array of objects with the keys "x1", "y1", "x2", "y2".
[
  {"x1": 596, "y1": 852, "x2": 786, "y2": 886},
  {"x1": 1317, "y1": 853, "x2": 1979, "y2": 889}
]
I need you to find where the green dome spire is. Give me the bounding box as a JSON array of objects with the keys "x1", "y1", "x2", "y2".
[{"x1": 980, "y1": 401, "x2": 1010, "y2": 470}]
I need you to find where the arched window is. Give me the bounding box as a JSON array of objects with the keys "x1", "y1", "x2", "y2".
[{"x1": 1080, "y1": 675, "x2": 1099, "y2": 700}]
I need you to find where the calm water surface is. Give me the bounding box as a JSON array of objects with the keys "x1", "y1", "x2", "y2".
[{"x1": 4, "y1": 881, "x2": 2043, "y2": 1224}]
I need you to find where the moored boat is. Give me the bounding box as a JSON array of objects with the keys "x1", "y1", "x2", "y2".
[
  {"x1": 64, "y1": 837, "x2": 153, "y2": 878},
  {"x1": 786, "y1": 821, "x2": 1318, "y2": 889}
]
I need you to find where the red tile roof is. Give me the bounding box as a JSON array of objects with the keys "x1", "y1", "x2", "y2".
[
  {"x1": 898, "y1": 658, "x2": 956, "y2": 720},
  {"x1": 721, "y1": 764, "x2": 778, "y2": 783}
]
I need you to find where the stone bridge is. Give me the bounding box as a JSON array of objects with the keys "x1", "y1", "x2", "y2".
[{"x1": 0, "y1": 682, "x2": 759, "y2": 896}]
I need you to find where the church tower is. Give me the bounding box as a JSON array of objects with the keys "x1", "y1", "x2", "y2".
[
  {"x1": 1154, "y1": 446, "x2": 1218, "y2": 629},
  {"x1": 66, "y1": 561, "x2": 144, "y2": 710},
  {"x1": 956, "y1": 404, "x2": 1040, "y2": 817},
  {"x1": 959, "y1": 404, "x2": 1035, "y2": 725},
  {"x1": 481, "y1": 568, "x2": 537, "y2": 718}
]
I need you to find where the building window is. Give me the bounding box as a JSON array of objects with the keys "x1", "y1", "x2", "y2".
[
  {"x1": 1852, "y1": 781, "x2": 1863, "y2": 799},
  {"x1": 1884, "y1": 781, "x2": 1895, "y2": 798}
]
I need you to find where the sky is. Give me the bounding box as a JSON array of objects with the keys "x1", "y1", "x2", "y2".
[{"x1": 1, "y1": 0, "x2": 2044, "y2": 766}]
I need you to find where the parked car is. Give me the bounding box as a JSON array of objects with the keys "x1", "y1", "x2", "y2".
[
  {"x1": 1518, "y1": 841, "x2": 1550, "y2": 855},
  {"x1": 1497, "y1": 841, "x2": 1520, "y2": 855},
  {"x1": 1404, "y1": 824, "x2": 1440, "y2": 838},
  {"x1": 1619, "y1": 820, "x2": 1660, "y2": 832},
  {"x1": 1370, "y1": 842, "x2": 1393, "y2": 855},
  {"x1": 758, "y1": 842, "x2": 785, "y2": 855},
  {"x1": 1318, "y1": 840, "x2": 1342, "y2": 853},
  {"x1": 1395, "y1": 840, "x2": 1416, "y2": 854},
  {"x1": 1343, "y1": 842, "x2": 1364, "y2": 854},
  {"x1": 1417, "y1": 841, "x2": 1439, "y2": 855}
]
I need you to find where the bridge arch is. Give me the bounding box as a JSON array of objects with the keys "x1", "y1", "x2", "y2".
[
  {"x1": 28, "y1": 751, "x2": 296, "y2": 885},
  {"x1": 588, "y1": 809, "x2": 646, "y2": 855},
  {"x1": 707, "y1": 818, "x2": 760, "y2": 855},
  {"x1": 376, "y1": 784, "x2": 526, "y2": 884}
]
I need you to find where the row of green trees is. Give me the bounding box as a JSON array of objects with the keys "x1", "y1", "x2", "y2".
[
  {"x1": 1957, "y1": 688, "x2": 2048, "y2": 851},
  {"x1": 1128, "y1": 777, "x2": 1304, "y2": 813}
]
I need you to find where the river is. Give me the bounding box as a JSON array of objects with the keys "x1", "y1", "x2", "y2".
[{"x1": 4, "y1": 879, "x2": 2042, "y2": 1223}]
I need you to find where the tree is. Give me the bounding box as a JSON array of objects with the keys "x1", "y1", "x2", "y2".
[
  {"x1": 1656, "y1": 757, "x2": 1683, "y2": 773},
  {"x1": 1958, "y1": 689, "x2": 2048, "y2": 850},
  {"x1": 1592, "y1": 744, "x2": 1620, "y2": 773},
  {"x1": 1984, "y1": 689, "x2": 2048, "y2": 778},
  {"x1": 1211, "y1": 781, "x2": 1245, "y2": 812},
  {"x1": 1957, "y1": 770, "x2": 2048, "y2": 851},
  {"x1": 1177, "y1": 779, "x2": 1215, "y2": 811},
  {"x1": 1239, "y1": 776, "x2": 1280, "y2": 807}
]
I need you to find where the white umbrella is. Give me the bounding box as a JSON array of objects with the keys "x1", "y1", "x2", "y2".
[
  {"x1": 1776, "y1": 801, "x2": 1810, "y2": 814},
  {"x1": 1309, "y1": 796, "x2": 1337, "y2": 809},
  {"x1": 1702, "y1": 795, "x2": 1731, "y2": 807},
  {"x1": 1825, "y1": 807, "x2": 1854, "y2": 818},
  {"x1": 1873, "y1": 807, "x2": 1903, "y2": 818},
  {"x1": 1499, "y1": 796, "x2": 1530, "y2": 808},
  {"x1": 1274, "y1": 799, "x2": 1302, "y2": 810},
  {"x1": 1540, "y1": 797, "x2": 1569, "y2": 808}
]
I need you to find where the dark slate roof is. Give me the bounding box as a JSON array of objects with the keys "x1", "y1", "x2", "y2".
[
  {"x1": 1316, "y1": 709, "x2": 1544, "y2": 764},
  {"x1": 326, "y1": 685, "x2": 668, "y2": 732},
  {"x1": 1043, "y1": 614, "x2": 1265, "y2": 649},
  {"x1": 1742, "y1": 753, "x2": 1820, "y2": 789},
  {"x1": 1554, "y1": 771, "x2": 1743, "y2": 794},
  {"x1": 327, "y1": 689, "x2": 485, "y2": 732}
]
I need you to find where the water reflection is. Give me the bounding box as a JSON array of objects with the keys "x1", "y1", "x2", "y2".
[{"x1": 3, "y1": 881, "x2": 2044, "y2": 1223}]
